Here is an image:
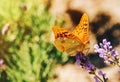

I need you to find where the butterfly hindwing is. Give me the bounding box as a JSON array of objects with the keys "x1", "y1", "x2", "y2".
[{"x1": 54, "y1": 38, "x2": 82, "y2": 56}]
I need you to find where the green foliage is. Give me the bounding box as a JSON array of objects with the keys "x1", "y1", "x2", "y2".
[{"x1": 0, "y1": 0, "x2": 68, "y2": 82}]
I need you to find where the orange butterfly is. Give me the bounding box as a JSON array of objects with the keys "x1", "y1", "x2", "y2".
[{"x1": 52, "y1": 13, "x2": 89, "y2": 56}]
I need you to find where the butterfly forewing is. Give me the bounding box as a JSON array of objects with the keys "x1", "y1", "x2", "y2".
[
  {"x1": 52, "y1": 26, "x2": 81, "y2": 41},
  {"x1": 73, "y1": 13, "x2": 89, "y2": 44}
]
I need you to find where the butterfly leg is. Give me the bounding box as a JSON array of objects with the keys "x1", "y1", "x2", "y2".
[
  {"x1": 81, "y1": 44, "x2": 90, "y2": 55},
  {"x1": 84, "y1": 48, "x2": 90, "y2": 55}
]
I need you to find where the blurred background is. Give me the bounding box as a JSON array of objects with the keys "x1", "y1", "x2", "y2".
[{"x1": 0, "y1": 0, "x2": 120, "y2": 82}]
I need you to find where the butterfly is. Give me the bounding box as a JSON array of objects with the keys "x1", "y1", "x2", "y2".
[{"x1": 52, "y1": 13, "x2": 89, "y2": 56}]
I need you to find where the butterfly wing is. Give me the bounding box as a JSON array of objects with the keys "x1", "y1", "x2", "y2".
[
  {"x1": 54, "y1": 38, "x2": 82, "y2": 56},
  {"x1": 52, "y1": 26, "x2": 81, "y2": 41},
  {"x1": 52, "y1": 26, "x2": 82, "y2": 56},
  {"x1": 73, "y1": 13, "x2": 89, "y2": 44}
]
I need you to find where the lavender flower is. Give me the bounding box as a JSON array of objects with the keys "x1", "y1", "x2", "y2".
[
  {"x1": 93, "y1": 70, "x2": 107, "y2": 82},
  {"x1": 76, "y1": 52, "x2": 107, "y2": 82},
  {"x1": 84, "y1": 62, "x2": 95, "y2": 71},
  {"x1": 98, "y1": 70, "x2": 106, "y2": 77},
  {"x1": 76, "y1": 52, "x2": 95, "y2": 72},
  {"x1": 94, "y1": 39, "x2": 120, "y2": 81},
  {"x1": 94, "y1": 76, "x2": 100, "y2": 82},
  {"x1": 94, "y1": 39, "x2": 119, "y2": 64},
  {"x1": 76, "y1": 52, "x2": 88, "y2": 66},
  {"x1": 98, "y1": 70, "x2": 108, "y2": 82}
]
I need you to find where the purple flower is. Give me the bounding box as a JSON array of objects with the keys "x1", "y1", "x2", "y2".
[
  {"x1": 94, "y1": 39, "x2": 119, "y2": 64},
  {"x1": 94, "y1": 44, "x2": 100, "y2": 52},
  {"x1": 76, "y1": 52, "x2": 88, "y2": 66},
  {"x1": 76, "y1": 52, "x2": 95, "y2": 71},
  {"x1": 98, "y1": 70, "x2": 106, "y2": 77},
  {"x1": 84, "y1": 62, "x2": 95, "y2": 71},
  {"x1": 94, "y1": 76, "x2": 100, "y2": 82},
  {"x1": 102, "y1": 39, "x2": 112, "y2": 50},
  {"x1": 110, "y1": 50, "x2": 118, "y2": 57},
  {"x1": 76, "y1": 52, "x2": 107, "y2": 82},
  {"x1": 93, "y1": 70, "x2": 108, "y2": 82},
  {"x1": 98, "y1": 70, "x2": 108, "y2": 82}
]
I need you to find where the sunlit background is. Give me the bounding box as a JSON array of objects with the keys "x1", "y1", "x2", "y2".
[{"x1": 0, "y1": 0, "x2": 120, "y2": 82}]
